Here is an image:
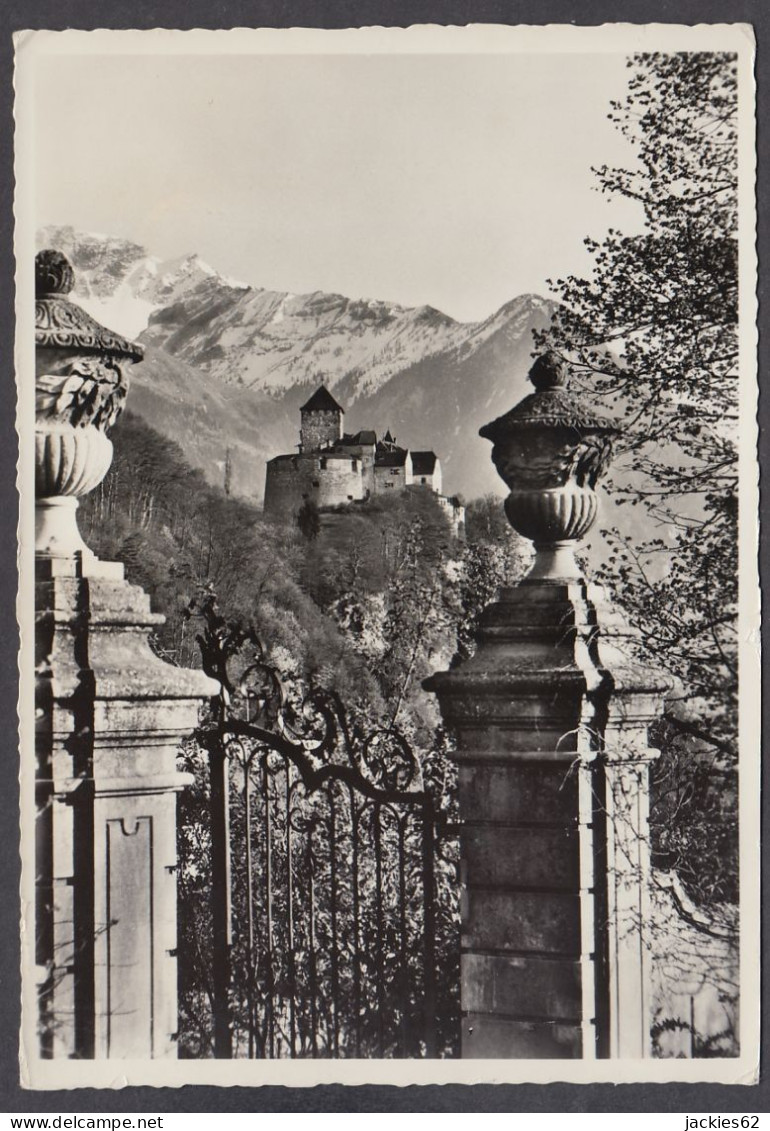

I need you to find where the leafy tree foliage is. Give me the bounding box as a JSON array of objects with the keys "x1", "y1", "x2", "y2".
[
  {"x1": 537, "y1": 52, "x2": 739, "y2": 906},
  {"x1": 455, "y1": 496, "x2": 531, "y2": 665}
]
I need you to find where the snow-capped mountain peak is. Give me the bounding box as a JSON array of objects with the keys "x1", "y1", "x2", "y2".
[{"x1": 35, "y1": 226, "x2": 250, "y2": 338}]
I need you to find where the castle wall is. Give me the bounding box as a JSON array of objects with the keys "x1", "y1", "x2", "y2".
[
  {"x1": 300, "y1": 409, "x2": 341, "y2": 452},
  {"x1": 338, "y1": 442, "x2": 376, "y2": 497},
  {"x1": 373, "y1": 452, "x2": 412, "y2": 495},
  {"x1": 413, "y1": 461, "x2": 442, "y2": 494},
  {"x1": 264, "y1": 457, "x2": 312, "y2": 516},
  {"x1": 438, "y1": 495, "x2": 466, "y2": 539},
  {"x1": 359, "y1": 452, "x2": 375, "y2": 497},
  {"x1": 314, "y1": 456, "x2": 365, "y2": 508},
  {"x1": 373, "y1": 464, "x2": 406, "y2": 494},
  {"x1": 264, "y1": 453, "x2": 364, "y2": 516}
]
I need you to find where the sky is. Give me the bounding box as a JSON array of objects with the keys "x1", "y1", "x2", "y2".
[{"x1": 31, "y1": 46, "x2": 644, "y2": 323}]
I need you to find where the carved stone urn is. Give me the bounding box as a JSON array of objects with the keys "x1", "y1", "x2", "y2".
[
  {"x1": 35, "y1": 248, "x2": 143, "y2": 559},
  {"x1": 479, "y1": 351, "x2": 617, "y2": 581}
]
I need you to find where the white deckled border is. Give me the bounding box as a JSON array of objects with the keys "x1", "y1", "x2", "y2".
[{"x1": 14, "y1": 21, "x2": 759, "y2": 1090}]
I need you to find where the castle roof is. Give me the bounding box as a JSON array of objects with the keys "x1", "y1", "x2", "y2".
[
  {"x1": 300, "y1": 385, "x2": 344, "y2": 414},
  {"x1": 411, "y1": 451, "x2": 438, "y2": 476},
  {"x1": 341, "y1": 429, "x2": 377, "y2": 446},
  {"x1": 375, "y1": 445, "x2": 409, "y2": 468}
]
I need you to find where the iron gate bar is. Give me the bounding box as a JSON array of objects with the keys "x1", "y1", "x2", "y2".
[
  {"x1": 306, "y1": 827, "x2": 317, "y2": 1057},
  {"x1": 263, "y1": 756, "x2": 275, "y2": 1059},
  {"x1": 373, "y1": 806, "x2": 384, "y2": 1058},
  {"x1": 286, "y1": 766, "x2": 296, "y2": 1058},
  {"x1": 422, "y1": 810, "x2": 438, "y2": 1058},
  {"x1": 209, "y1": 739, "x2": 232, "y2": 1059},
  {"x1": 243, "y1": 748, "x2": 255, "y2": 1059},
  {"x1": 329, "y1": 795, "x2": 340, "y2": 1057},
  {"x1": 398, "y1": 816, "x2": 408, "y2": 1058},
  {"x1": 351, "y1": 787, "x2": 362, "y2": 1059}
]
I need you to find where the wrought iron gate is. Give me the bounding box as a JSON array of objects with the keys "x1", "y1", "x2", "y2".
[{"x1": 177, "y1": 593, "x2": 460, "y2": 1058}]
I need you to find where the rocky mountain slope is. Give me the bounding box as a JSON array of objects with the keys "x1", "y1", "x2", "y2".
[{"x1": 37, "y1": 226, "x2": 554, "y2": 502}]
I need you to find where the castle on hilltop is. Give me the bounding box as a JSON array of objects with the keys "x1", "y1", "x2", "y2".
[{"x1": 264, "y1": 385, "x2": 465, "y2": 533}]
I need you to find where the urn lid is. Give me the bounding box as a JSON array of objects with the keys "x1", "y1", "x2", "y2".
[
  {"x1": 479, "y1": 352, "x2": 617, "y2": 443},
  {"x1": 35, "y1": 249, "x2": 144, "y2": 361}
]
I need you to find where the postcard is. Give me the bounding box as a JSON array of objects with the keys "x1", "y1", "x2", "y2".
[{"x1": 15, "y1": 22, "x2": 759, "y2": 1088}]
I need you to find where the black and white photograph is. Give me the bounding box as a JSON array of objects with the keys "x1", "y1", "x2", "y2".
[{"x1": 14, "y1": 23, "x2": 759, "y2": 1088}]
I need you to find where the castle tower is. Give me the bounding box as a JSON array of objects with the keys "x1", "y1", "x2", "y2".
[{"x1": 299, "y1": 385, "x2": 344, "y2": 452}]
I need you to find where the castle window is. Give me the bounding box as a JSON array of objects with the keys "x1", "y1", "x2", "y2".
[
  {"x1": 421, "y1": 477, "x2": 427, "y2": 484},
  {"x1": 390, "y1": 468, "x2": 399, "y2": 476},
  {"x1": 351, "y1": 459, "x2": 358, "y2": 471},
  {"x1": 320, "y1": 458, "x2": 327, "y2": 469},
  {"x1": 312, "y1": 480, "x2": 319, "y2": 488}
]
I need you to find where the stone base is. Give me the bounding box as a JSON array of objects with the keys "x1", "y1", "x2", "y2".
[
  {"x1": 35, "y1": 554, "x2": 218, "y2": 1059},
  {"x1": 36, "y1": 500, "x2": 125, "y2": 581},
  {"x1": 463, "y1": 1014, "x2": 583, "y2": 1059},
  {"x1": 425, "y1": 576, "x2": 669, "y2": 1059}
]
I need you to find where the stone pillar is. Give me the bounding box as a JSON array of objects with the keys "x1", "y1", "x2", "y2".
[
  {"x1": 34, "y1": 251, "x2": 218, "y2": 1058},
  {"x1": 424, "y1": 353, "x2": 669, "y2": 1059}
]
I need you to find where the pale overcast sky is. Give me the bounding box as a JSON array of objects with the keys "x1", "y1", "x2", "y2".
[{"x1": 32, "y1": 48, "x2": 643, "y2": 322}]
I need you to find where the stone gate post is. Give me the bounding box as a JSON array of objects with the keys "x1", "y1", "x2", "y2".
[
  {"x1": 33, "y1": 250, "x2": 218, "y2": 1058},
  {"x1": 424, "y1": 353, "x2": 670, "y2": 1059}
]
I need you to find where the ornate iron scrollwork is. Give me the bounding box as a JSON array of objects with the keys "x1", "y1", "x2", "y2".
[{"x1": 187, "y1": 586, "x2": 429, "y2": 804}]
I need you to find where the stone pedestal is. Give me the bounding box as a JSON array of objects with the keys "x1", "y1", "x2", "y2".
[
  {"x1": 35, "y1": 553, "x2": 218, "y2": 1058},
  {"x1": 426, "y1": 579, "x2": 667, "y2": 1058},
  {"x1": 32, "y1": 250, "x2": 219, "y2": 1058},
  {"x1": 425, "y1": 352, "x2": 669, "y2": 1059}
]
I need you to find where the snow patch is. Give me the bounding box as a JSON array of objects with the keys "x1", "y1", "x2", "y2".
[
  {"x1": 269, "y1": 294, "x2": 296, "y2": 325},
  {"x1": 77, "y1": 290, "x2": 159, "y2": 340},
  {"x1": 193, "y1": 255, "x2": 249, "y2": 290}
]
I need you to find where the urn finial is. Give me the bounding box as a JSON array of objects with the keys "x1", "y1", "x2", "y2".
[
  {"x1": 528, "y1": 350, "x2": 568, "y2": 391},
  {"x1": 35, "y1": 249, "x2": 75, "y2": 298},
  {"x1": 35, "y1": 250, "x2": 144, "y2": 561},
  {"x1": 479, "y1": 353, "x2": 617, "y2": 582}
]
